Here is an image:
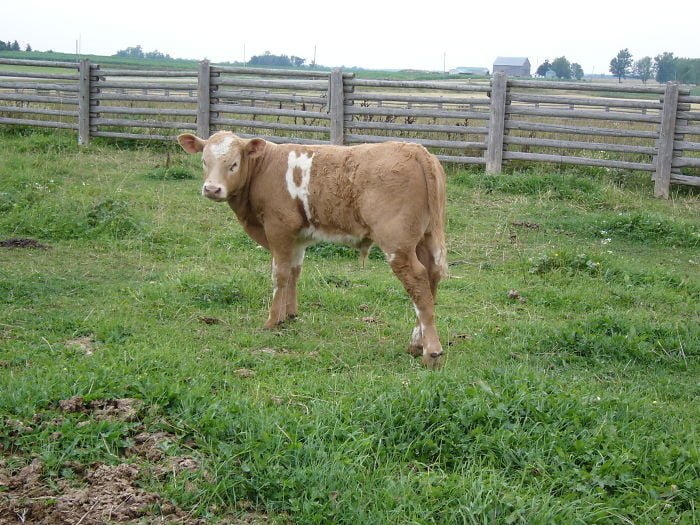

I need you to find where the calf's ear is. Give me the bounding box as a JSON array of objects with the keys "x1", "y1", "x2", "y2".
[
  {"x1": 245, "y1": 138, "x2": 266, "y2": 158},
  {"x1": 177, "y1": 133, "x2": 206, "y2": 154}
]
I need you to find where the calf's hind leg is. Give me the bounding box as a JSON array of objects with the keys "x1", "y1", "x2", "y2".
[
  {"x1": 387, "y1": 249, "x2": 443, "y2": 366},
  {"x1": 408, "y1": 237, "x2": 443, "y2": 357}
]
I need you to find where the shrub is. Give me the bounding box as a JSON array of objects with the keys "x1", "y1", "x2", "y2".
[{"x1": 87, "y1": 198, "x2": 139, "y2": 238}]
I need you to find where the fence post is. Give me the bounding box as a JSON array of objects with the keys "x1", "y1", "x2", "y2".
[
  {"x1": 329, "y1": 68, "x2": 345, "y2": 145},
  {"x1": 197, "y1": 59, "x2": 211, "y2": 139},
  {"x1": 78, "y1": 59, "x2": 91, "y2": 145},
  {"x1": 486, "y1": 71, "x2": 507, "y2": 174},
  {"x1": 654, "y1": 81, "x2": 679, "y2": 199}
]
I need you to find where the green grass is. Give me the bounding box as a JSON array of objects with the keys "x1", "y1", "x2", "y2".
[{"x1": 1, "y1": 129, "x2": 699, "y2": 524}]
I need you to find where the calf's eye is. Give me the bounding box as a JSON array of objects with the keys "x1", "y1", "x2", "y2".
[{"x1": 230, "y1": 162, "x2": 238, "y2": 172}]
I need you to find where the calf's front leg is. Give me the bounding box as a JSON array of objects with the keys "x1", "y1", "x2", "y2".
[
  {"x1": 266, "y1": 242, "x2": 305, "y2": 327},
  {"x1": 266, "y1": 251, "x2": 293, "y2": 328}
]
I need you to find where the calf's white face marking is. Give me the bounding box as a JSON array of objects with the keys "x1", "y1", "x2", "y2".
[
  {"x1": 210, "y1": 136, "x2": 234, "y2": 158},
  {"x1": 285, "y1": 151, "x2": 314, "y2": 220}
]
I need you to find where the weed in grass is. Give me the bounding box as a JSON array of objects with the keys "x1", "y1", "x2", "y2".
[
  {"x1": 306, "y1": 242, "x2": 384, "y2": 261},
  {"x1": 0, "y1": 191, "x2": 14, "y2": 212},
  {"x1": 87, "y1": 198, "x2": 140, "y2": 237},
  {"x1": 452, "y1": 170, "x2": 603, "y2": 203},
  {"x1": 594, "y1": 212, "x2": 700, "y2": 248},
  {"x1": 533, "y1": 315, "x2": 698, "y2": 364},
  {"x1": 178, "y1": 273, "x2": 244, "y2": 307},
  {"x1": 144, "y1": 166, "x2": 196, "y2": 180},
  {"x1": 528, "y1": 251, "x2": 603, "y2": 276}
]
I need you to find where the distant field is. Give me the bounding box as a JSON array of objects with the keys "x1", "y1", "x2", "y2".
[
  {"x1": 0, "y1": 128, "x2": 699, "y2": 524},
  {"x1": 0, "y1": 50, "x2": 471, "y2": 82}
]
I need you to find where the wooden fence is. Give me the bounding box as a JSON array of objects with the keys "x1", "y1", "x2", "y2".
[{"x1": 1, "y1": 57, "x2": 698, "y2": 198}]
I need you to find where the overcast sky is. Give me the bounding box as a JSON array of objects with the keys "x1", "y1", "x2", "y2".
[{"x1": 3, "y1": 0, "x2": 697, "y2": 74}]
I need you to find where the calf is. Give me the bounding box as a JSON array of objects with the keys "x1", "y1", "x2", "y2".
[{"x1": 178, "y1": 131, "x2": 448, "y2": 366}]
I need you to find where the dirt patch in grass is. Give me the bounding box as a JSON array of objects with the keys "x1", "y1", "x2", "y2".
[
  {"x1": 127, "y1": 431, "x2": 177, "y2": 462},
  {"x1": 0, "y1": 238, "x2": 49, "y2": 249},
  {"x1": 58, "y1": 397, "x2": 142, "y2": 422},
  {"x1": 1, "y1": 409, "x2": 209, "y2": 524},
  {"x1": 0, "y1": 458, "x2": 201, "y2": 524},
  {"x1": 510, "y1": 221, "x2": 540, "y2": 230},
  {"x1": 65, "y1": 336, "x2": 96, "y2": 356}
]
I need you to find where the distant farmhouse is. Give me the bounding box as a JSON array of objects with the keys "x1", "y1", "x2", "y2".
[
  {"x1": 493, "y1": 57, "x2": 531, "y2": 77},
  {"x1": 449, "y1": 67, "x2": 490, "y2": 76}
]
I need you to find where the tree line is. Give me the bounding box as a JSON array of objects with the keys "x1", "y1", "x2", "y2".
[
  {"x1": 247, "y1": 52, "x2": 307, "y2": 68},
  {"x1": 535, "y1": 57, "x2": 584, "y2": 80},
  {"x1": 609, "y1": 49, "x2": 699, "y2": 84},
  {"x1": 112, "y1": 48, "x2": 309, "y2": 68},
  {"x1": 114, "y1": 45, "x2": 172, "y2": 60},
  {"x1": 0, "y1": 40, "x2": 32, "y2": 52}
]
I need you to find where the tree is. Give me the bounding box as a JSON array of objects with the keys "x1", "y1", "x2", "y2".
[
  {"x1": 633, "y1": 56, "x2": 653, "y2": 84},
  {"x1": 11, "y1": 40, "x2": 20, "y2": 51},
  {"x1": 609, "y1": 48, "x2": 633, "y2": 82},
  {"x1": 114, "y1": 45, "x2": 144, "y2": 58},
  {"x1": 570, "y1": 62, "x2": 584, "y2": 80},
  {"x1": 536, "y1": 59, "x2": 551, "y2": 77},
  {"x1": 675, "y1": 58, "x2": 700, "y2": 85},
  {"x1": 654, "y1": 52, "x2": 676, "y2": 83},
  {"x1": 551, "y1": 56, "x2": 572, "y2": 79},
  {"x1": 291, "y1": 56, "x2": 306, "y2": 67},
  {"x1": 25, "y1": 43, "x2": 32, "y2": 52},
  {"x1": 144, "y1": 49, "x2": 172, "y2": 59}
]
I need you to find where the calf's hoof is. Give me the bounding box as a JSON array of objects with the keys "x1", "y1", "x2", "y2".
[{"x1": 421, "y1": 351, "x2": 444, "y2": 369}]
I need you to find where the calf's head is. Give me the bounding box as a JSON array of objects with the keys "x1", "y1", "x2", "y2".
[{"x1": 177, "y1": 131, "x2": 266, "y2": 201}]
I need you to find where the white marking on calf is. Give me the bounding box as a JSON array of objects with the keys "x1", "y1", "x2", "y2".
[
  {"x1": 285, "y1": 151, "x2": 314, "y2": 220},
  {"x1": 413, "y1": 303, "x2": 425, "y2": 332},
  {"x1": 433, "y1": 249, "x2": 444, "y2": 269},
  {"x1": 387, "y1": 253, "x2": 396, "y2": 263},
  {"x1": 291, "y1": 244, "x2": 306, "y2": 268},
  {"x1": 411, "y1": 324, "x2": 423, "y2": 346},
  {"x1": 271, "y1": 258, "x2": 278, "y2": 295},
  {"x1": 210, "y1": 136, "x2": 234, "y2": 158}
]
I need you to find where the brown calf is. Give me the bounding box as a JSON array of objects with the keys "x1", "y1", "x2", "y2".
[{"x1": 178, "y1": 131, "x2": 448, "y2": 366}]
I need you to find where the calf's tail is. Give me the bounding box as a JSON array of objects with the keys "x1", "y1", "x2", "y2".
[{"x1": 416, "y1": 147, "x2": 448, "y2": 278}]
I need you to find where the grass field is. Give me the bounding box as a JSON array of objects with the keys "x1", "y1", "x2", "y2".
[{"x1": 0, "y1": 128, "x2": 699, "y2": 524}]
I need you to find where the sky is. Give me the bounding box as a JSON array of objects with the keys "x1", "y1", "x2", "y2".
[{"x1": 2, "y1": 0, "x2": 698, "y2": 74}]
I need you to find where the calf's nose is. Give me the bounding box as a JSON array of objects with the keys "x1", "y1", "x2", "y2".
[{"x1": 202, "y1": 183, "x2": 222, "y2": 196}]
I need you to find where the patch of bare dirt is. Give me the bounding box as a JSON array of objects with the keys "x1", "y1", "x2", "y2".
[
  {"x1": 197, "y1": 316, "x2": 224, "y2": 325},
  {"x1": 1, "y1": 403, "x2": 260, "y2": 524},
  {"x1": 0, "y1": 238, "x2": 49, "y2": 249},
  {"x1": 507, "y1": 289, "x2": 527, "y2": 303},
  {"x1": 127, "y1": 431, "x2": 176, "y2": 462},
  {"x1": 58, "y1": 397, "x2": 142, "y2": 422},
  {"x1": 65, "y1": 336, "x2": 96, "y2": 356},
  {"x1": 510, "y1": 221, "x2": 540, "y2": 230},
  {"x1": 0, "y1": 459, "x2": 203, "y2": 524}
]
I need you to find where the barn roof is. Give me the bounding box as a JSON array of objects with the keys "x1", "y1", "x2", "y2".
[{"x1": 493, "y1": 57, "x2": 530, "y2": 66}]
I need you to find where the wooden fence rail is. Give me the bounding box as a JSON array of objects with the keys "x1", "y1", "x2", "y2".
[{"x1": 0, "y1": 57, "x2": 698, "y2": 197}]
